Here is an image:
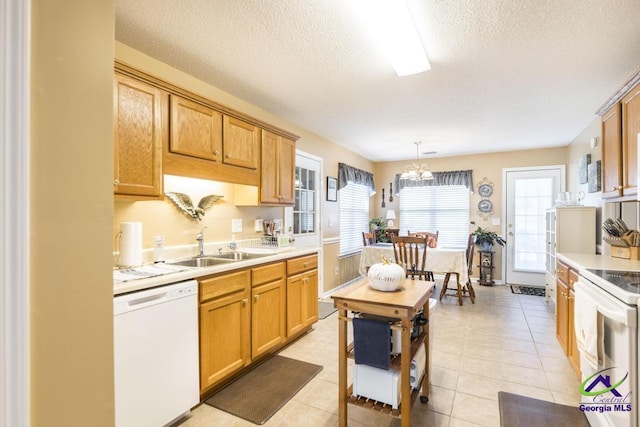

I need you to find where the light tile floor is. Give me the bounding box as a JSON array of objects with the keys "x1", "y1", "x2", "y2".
[{"x1": 178, "y1": 284, "x2": 581, "y2": 426}]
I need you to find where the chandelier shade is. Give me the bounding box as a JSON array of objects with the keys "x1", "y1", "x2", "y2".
[{"x1": 399, "y1": 142, "x2": 433, "y2": 182}]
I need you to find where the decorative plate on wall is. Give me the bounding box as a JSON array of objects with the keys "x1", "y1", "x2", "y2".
[
  {"x1": 478, "y1": 199, "x2": 493, "y2": 213},
  {"x1": 478, "y1": 183, "x2": 493, "y2": 197}
]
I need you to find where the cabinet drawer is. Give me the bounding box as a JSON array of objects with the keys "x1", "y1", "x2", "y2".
[
  {"x1": 200, "y1": 270, "x2": 250, "y2": 302},
  {"x1": 252, "y1": 262, "x2": 286, "y2": 287},
  {"x1": 556, "y1": 261, "x2": 569, "y2": 284},
  {"x1": 568, "y1": 269, "x2": 579, "y2": 290},
  {"x1": 287, "y1": 254, "x2": 318, "y2": 276}
]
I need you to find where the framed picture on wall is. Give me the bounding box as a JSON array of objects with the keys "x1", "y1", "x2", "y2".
[
  {"x1": 588, "y1": 160, "x2": 601, "y2": 193},
  {"x1": 326, "y1": 176, "x2": 337, "y2": 202},
  {"x1": 579, "y1": 154, "x2": 591, "y2": 184}
]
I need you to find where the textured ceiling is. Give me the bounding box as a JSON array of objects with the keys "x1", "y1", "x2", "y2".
[{"x1": 115, "y1": 0, "x2": 640, "y2": 162}]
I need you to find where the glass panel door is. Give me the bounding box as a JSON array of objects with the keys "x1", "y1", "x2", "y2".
[
  {"x1": 293, "y1": 166, "x2": 316, "y2": 234},
  {"x1": 505, "y1": 167, "x2": 563, "y2": 286}
]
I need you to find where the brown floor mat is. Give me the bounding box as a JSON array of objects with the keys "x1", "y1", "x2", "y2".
[
  {"x1": 204, "y1": 355, "x2": 322, "y2": 425},
  {"x1": 498, "y1": 392, "x2": 589, "y2": 427},
  {"x1": 318, "y1": 301, "x2": 337, "y2": 319}
]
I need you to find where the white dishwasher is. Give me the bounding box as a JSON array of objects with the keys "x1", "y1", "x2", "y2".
[{"x1": 114, "y1": 280, "x2": 199, "y2": 427}]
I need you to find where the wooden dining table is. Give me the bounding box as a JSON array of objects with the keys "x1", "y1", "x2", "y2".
[{"x1": 359, "y1": 243, "x2": 469, "y2": 285}]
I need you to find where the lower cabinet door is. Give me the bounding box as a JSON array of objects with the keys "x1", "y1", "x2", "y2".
[
  {"x1": 200, "y1": 290, "x2": 250, "y2": 393},
  {"x1": 303, "y1": 270, "x2": 319, "y2": 326},
  {"x1": 251, "y1": 279, "x2": 286, "y2": 358},
  {"x1": 556, "y1": 280, "x2": 569, "y2": 354},
  {"x1": 568, "y1": 288, "x2": 581, "y2": 373},
  {"x1": 287, "y1": 269, "x2": 319, "y2": 337},
  {"x1": 287, "y1": 274, "x2": 304, "y2": 337}
]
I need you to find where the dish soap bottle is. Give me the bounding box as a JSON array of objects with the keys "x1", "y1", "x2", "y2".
[{"x1": 153, "y1": 235, "x2": 165, "y2": 263}]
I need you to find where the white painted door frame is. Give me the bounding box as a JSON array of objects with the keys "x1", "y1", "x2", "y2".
[
  {"x1": 284, "y1": 149, "x2": 324, "y2": 293},
  {"x1": 502, "y1": 165, "x2": 565, "y2": 286},
  {"x1": 1, "y1": 0, "x2": 31, "y2": 426}
]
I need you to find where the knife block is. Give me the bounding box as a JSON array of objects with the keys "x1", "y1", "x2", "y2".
[{"x1": 610, "y1": 246, "x2": 640, "y2": 260}]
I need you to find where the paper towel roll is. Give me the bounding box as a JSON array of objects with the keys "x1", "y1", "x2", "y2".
[{"x1": 119, "y1": 222, "x2": 142, "y2": 267}]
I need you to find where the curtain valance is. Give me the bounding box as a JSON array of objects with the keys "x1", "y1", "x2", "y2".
[
  {"x1": 338, "y1": 163, "x2": 375, "y2": 195},
  {"x1": 394, "y1": 170, "x2": 474, "y2": 194}
]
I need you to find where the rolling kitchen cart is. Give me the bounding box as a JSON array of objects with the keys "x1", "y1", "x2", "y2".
[{"x1": 331, "y1": 277, "x2": 435, "y2": 427}]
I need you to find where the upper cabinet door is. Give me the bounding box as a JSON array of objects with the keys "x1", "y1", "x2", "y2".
[
  {"x1": 223, "y1": 116, "x2": 259, "y2": 169},
  {"x1": 260, "y1": 130, "x2": 295, "y2": 205},
  {"x1": 277, "y1": 137, "x2": 296, "y2": 204},
  {"x1": 113, "y1": 73, "x2": 165, "y2": 197},
  {"x1": 601, "y1": 103, "x2": 622, "y2": 199},
  {"x1": 169, "y1": 95, "x2": 223, "y2": 161},
  {"x1": 622, "y1": 84, "x2": 640, "y2": 197}
]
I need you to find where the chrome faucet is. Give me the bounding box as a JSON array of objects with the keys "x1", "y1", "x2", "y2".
[{"x1": 196, "y1": 226, "x2": 208, "y2": 257}]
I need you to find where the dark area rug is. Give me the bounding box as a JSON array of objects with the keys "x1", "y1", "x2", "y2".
[
  {"x1": 498, "y1": 392, "x2": 589, "y2": 427},
  {"x1": 510, "y1": 285, "x2": 545, "y2": 297},
  {"x1": 318, "y1": 301, "x2": 337, "y2": 319},
  {"x1": 204, "y1": 355, "x2": 322, "y2": 425}
]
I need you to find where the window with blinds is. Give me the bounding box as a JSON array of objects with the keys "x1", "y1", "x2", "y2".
[
  {"x1": 399, "y1": 185, "x2": 470, "y2": 249},
  {"x1": 339, "y1": 182, "x2": 370, "y2": 256}
]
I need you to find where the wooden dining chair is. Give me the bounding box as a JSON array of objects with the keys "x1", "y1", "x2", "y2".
[
  {"x1": 407, "y1": 231, "x2": 439, "y2": 279},
  {"x1": 391, "y1": 235, "x2": 429, "y2": 280},
  {"x1": 362, "y1": 232, "x2": 376, "y2": 246},
  {"x1": 439, "y1": 233, "x2": 476, "y2": 305},
  {"x1": 408, "y1": 230, "x2": 439, "y2": 244}
]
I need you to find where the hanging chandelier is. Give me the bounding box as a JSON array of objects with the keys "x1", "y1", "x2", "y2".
[{"x1": 399, "y1": 141, "x2": 433, "y2": 181}]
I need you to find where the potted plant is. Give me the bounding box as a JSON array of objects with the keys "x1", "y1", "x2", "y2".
[
  {"x1": 472, "y1": 226, "x2": 506, "y2": 251},
  {"x1": 369, "y1": 217, "x2": 389, "y2": 242}
]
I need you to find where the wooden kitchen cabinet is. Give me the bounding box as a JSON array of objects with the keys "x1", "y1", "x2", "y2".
[
  {"x1": 222, "y1": 115, "x2": 260, "y2": 170},
  {"x1": 260, "y1": 130, "x2": 295, "y2": 205},
  {"x1": 620, "y1": 83, "x2": 640, "y2": 197},
  {"x1": 602, "y1": 103, "x2": 623, "y2": 199},
  {"x1": 286, "y1": 254, "x2": 318, "y2": 337},
  {"x1": 251, "y1": 262, "x2": 286, "y2": 359},
  {"x1": 600, "y1": 77, "x2": 640, "y2": 200},
  {"x1": 199, "y1": 270, "x2": 251, "y2": 394},
  {"x1": 113, "y1": 73, "x2": 165, "y2": 198},
  {"x1": 115, "y1": 62, "x2": 298, "y2": 187},
  {"x1": 555, "y1": 260, "x2": 580, "y2": 376},
  {"x1": 568, "y1": 287, "x2": 580, "y2": 371},
  {"x1": 169, "y1": 94, "x2": 223, "y2": 162}
]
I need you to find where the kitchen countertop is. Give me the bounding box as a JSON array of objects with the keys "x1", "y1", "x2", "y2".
[
  {"x1": 113, "y1": 246, "x2": 320, "y2": 296},
  {"x1": 557, "y1": 252, "x2": 640, "y2": 273}
]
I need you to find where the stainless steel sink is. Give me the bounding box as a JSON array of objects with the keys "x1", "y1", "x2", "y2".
[
  {"x1": 211, "y1": 252, "x2": 269, "y2": 261},
  {"x1": 168, "y1": 257, "x2": 236, "y2": 268}
]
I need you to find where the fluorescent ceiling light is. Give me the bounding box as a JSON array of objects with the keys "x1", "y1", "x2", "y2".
[{"x1": 350, "y1": 0, "x2": 430, "y2": 76}]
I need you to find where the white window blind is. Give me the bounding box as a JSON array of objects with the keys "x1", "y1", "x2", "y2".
[
  {"x1": 339, "y1": 183, "x2": 370, "y2": 255},
  {"x1": 399, "y1": 185, "x2": 470, "y2": 249}
]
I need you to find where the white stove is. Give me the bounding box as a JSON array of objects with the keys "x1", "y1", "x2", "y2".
[
  {"x1": 581, "y1": 268, "x2": 640, "y2": 304},
  {"x1": 577, "y1": 268, "x2": 639, "y2": 427}
]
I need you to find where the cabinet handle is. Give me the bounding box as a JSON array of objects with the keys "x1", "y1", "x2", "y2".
[
  {"x1": 303, "y1": 262, "x2": 308, "y2": 267},
  {"x1": 242, "y1": 298, "x2": 248, "y2": 306},
  {"x1": 254, "y1": 295, "x2": 259, "y2": 302},
  {"x1": 213, "y1": 149, "x2": 220, "y2": 155},
  {"x1": 225, "y1": 154, "x2": 231, "y2": 158},
  {"x1": 113, "y1": 179, "x2": 119, "y2": 185}
]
